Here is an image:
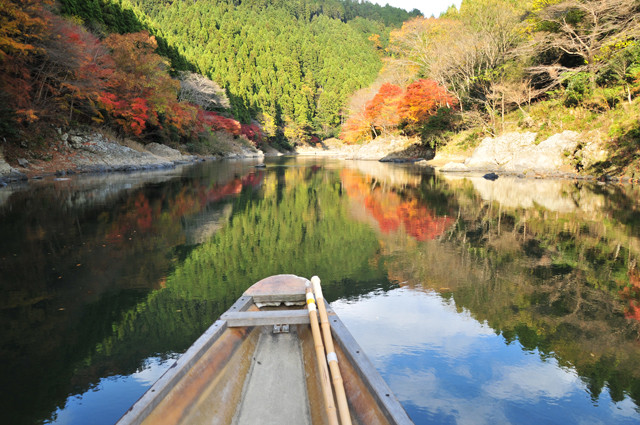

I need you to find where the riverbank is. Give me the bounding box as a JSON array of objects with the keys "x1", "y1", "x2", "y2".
[
  {"x1": 294, "y1": 135, "x2": 434, "y2": 161},
  {"x1": 3, "y1": 127, "x2": 638, "y2": 186},
  {"x1": 0, "y1": 129, "x2": 265, "y2": 185},
  {"x1": 294, "y1": 130, "x2": 640, "y2": 183}
]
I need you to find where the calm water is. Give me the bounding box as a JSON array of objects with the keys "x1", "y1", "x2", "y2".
[{"x1": 1, "y1": 158, "x2": 640, "y2": 425}]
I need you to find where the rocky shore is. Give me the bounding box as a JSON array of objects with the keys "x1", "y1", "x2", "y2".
[
  {"x1": 2, "y1": 128, "x2": 634, "y2": 186},
  {"x1": 294, "y1": 135, "x2": 434, "y2": 162},
  {"x1": 439, "y1": 131, "x2": 592, "y2": 176},
  {"x1": 295, "y1": 131, "x2": 638, "y2": 183},
  {"x1": 0, "y1": 129, "x2": 264, "y2": 185}
]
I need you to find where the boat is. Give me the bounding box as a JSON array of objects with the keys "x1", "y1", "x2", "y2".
[{"x1": 116, "y1": 274, "x2": 414, "y2": 425}]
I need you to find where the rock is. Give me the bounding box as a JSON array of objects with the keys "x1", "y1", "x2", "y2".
[
  {"x1": 579, "y1": 138, "x2": 609, "y2": 169},
  {"x1": 69, "y1": 135, "x2": 84, "y2": 149},
  {"x1": 440, "y1": 162, "x2": 469, "y2": 172},
  {"x1": 0, "y1": 152, "x2": 27, "y2": 183},
  {"x1": 17, "y1": 158, "x2": 29, "y2": 168},
  {"x1": 464, "y1": 131, "x2": 580, "y2": 174},
  {"x1": 145, "y1": 142, "x2": 183, "y2": 160},
  {"x1": 504, "y1": 131, "x2": 579, "y2": 173},
  {"x1": 483, "y1": 172, "x2": 499, "y2": 181},
  {"x1": 465, "y1": 132, "x2": 537, "y2": 170},
  {"x1": 61, "y1": 133, "x2": 69, "y2": 142},
  {"x1": 0, "y1": 155, "x2": 13, "y2": 175}
]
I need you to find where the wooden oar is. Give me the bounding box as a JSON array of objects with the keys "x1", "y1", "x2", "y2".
[
  {"x1": 306, "y1": 284, "x2": 339, "y2": 425},
  {"x1": 311, "y1": 276, "x2": 352, "y2": 425}
]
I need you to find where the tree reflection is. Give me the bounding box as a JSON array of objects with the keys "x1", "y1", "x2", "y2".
[{"x1": 340, "y1": 169, "x2": 454, "y2": 241}]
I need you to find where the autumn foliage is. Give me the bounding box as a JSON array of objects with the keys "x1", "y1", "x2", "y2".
[
  {"x1": 0, "y1": 0, "x2": 53, "y2": 122},
  {"x1": 365, "y1": 83, "x2": 403, "y2": 135},
  {"x1": 399, "y1": 79, "x2": 457, "y2": 129},
  {"x1": 340, "y1": 169, "x2": 453, "y2": 241},
  {"x1": 340, "y1": 78, "x2": 457, "y2": 143},
  {"x1": 0, "y1": 1, "x2": 256, "y2": 147}
]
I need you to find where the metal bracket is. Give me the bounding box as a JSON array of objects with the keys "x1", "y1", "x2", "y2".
[{"x1": 272, "y1": 324, "x2": 290, "y2": 334}]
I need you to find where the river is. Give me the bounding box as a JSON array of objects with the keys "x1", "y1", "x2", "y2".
[{"x1": 1, "y1": 157, "x2": 639, "y2": 425}]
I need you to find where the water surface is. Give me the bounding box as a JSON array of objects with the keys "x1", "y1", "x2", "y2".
[{"x1": 1, "y1": 158, "x2": 639, "y2": 424}]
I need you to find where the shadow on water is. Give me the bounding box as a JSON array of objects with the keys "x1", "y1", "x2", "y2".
[{"x1": 1, "y1": 159, "x2": 640, "y2": 424}]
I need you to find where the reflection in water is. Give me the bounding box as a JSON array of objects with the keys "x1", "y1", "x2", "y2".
[
  {"x1": 341, "y1": 169, "x2": 453, "y2": 241},
  {"x1": 333, "y1": 289, "x2": 640, "y2": 425},
  {"x1": 1, "y1": 159, "x2": 640, "y2": 425}
]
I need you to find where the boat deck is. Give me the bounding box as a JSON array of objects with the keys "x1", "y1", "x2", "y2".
[{"x1": 234, "y1": 329, "x2": 310, "y2": 425}]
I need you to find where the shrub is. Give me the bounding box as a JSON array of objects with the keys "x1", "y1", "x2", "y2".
[{"x1": 564, "y1": 72, "x2": 591, "y2": 107}]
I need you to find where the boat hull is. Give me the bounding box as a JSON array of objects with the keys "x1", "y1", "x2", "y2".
[{"x1": 116, "y1": 275, "x2": 413, "y2": 425}]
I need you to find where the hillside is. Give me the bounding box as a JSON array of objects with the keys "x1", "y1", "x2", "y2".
[
  {"x1": 338, "y1": 0, "x2": 640, "y2": 178},
  {"x1": 0, "y1": 0, "x2": 418, "y2": 170},
  {"x1": 58, "y1": 0, "x2": 420, "y2": 142}
]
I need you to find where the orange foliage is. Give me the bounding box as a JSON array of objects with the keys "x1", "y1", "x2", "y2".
[
  {"x1": 98, "y1": 31, "x2": 177, "y2": 135},
  {"x1": 365, "y1": 83, "x2": 403, "y2": 134},
  {"x1": 0, "y1": 0, "x2": 52, "y2": 122},
  {"x1": 341, "y1": 78, "x2": 456, "y2": 141},
  {"x1": 340, "y1": 169, "x2": 453, "y2": 241},
  {"x1": 340, "y1": 114, "x2": 372, "y2": 144},
  {"x1": 398, "y1": 79, "x2": 458, "y2": 128},
  {"x1": 0, "y1": 3, "x2": 260, "y2": 144}
]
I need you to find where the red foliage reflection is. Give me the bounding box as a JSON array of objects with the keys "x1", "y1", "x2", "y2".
[
  {"x1": 105, "y1": 172, "x2": 264, "y2": 243},
  {"x1": 621, "y1": 270, "x2": 640, "y2": 322},
  {"x1": 341, "y1": 169, "x2": 453, "y2": 241}
]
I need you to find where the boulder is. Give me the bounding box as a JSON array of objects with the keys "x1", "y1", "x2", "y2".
[
  {"x1": 464, "y1": 131, "x2": 580, "y2": 174},
  {"x1": 579, "y1": 138, "x2": 609, "y2": 169},
  {"x1": 504, "y1": 131, "x2": 580, "y2": 172},
  {"x1": 465, "y1": 132, "x2": 536, "y2": 169},
  {"x1": 0, "y1": 152, "x2": 27, "y2": 183},
  {"x1": 69, "y1": 135, "x2": 84, "y2": 149}
]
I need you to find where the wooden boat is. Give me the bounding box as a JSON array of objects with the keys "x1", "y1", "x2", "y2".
[{"x1": 117, "y1": 274, "x2": 413, "y2": 425}]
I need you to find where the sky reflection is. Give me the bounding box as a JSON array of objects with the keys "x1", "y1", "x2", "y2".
[
  {"x1": 45, "y1": 357, "x2": 175, "y2": 425},
  {"x1": 332, "y1": 288, "x2": 640, "y2": 425}
]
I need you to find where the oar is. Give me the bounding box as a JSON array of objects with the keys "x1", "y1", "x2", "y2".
[
  {"x1": 306, "y1": 284, "x2": 339, "y2": 425},
  {"x1": 311, "y1": 276, "x2": 352, "y2": 425}
]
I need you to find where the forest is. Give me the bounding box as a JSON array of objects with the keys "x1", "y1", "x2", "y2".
[
  {"x1": 2, "y1": 0, "x2": 639, "y2": 173},
  {"x1": 0, "y1": 0, "x2": 418, "y2": 152}
]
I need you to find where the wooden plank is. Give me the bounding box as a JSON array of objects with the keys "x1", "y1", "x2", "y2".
[
  {"x1": 228, "y1": 295, "x2": 255, "y2": 312},
  {"x1": 326, "y1": 303, "x2": 414, "y2": 425},
  {"x1": 222, "y1": 309, "x2": 310, "y2": 327},
  {"x1": 244, "y1": 274, "x2": 308, "y2": 304},
  {"x1": 117, "y1": 319, "x2": 229, "y2": 425},
  {"x1": 117, "y1": 296, "x2": 254, "y2": 425}
]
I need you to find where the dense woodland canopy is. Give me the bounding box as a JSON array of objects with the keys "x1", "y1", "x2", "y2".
[
  {"x1": 2, "y1": 0, "x2": 639, "y2": 166},
  {"x1": 0, "y1": 0, "x2": 419, "y2": 150}
]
